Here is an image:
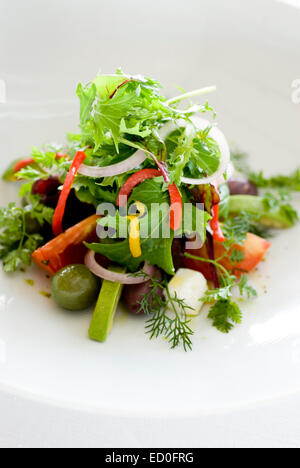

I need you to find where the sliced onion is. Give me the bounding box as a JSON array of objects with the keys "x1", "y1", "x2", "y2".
[
  {"x1": 77, "y1": 150, "x2": 147, "y2": 178},
  {"x1": 215, "y1": 161, "x2": 235, "y2": 186},
  {"x1": 159, "y1": 117, "x2": 231, "y2": 186},
  {"x1": 85, "y1": 250, "x2": 154, "y2": 284}
]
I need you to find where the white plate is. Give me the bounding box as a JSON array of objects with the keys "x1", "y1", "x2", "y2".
[{"x1": 0, "y1": 0, "x2": 300, "y2": 447}]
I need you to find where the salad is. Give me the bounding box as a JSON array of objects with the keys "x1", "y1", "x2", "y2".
[{"x1": 1, "y1": 70, "x2": 299, "y2": 351}]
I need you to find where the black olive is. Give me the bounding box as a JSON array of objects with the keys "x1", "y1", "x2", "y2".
[
  {"x1": 123, "y1": 268, "x2": 163, "y2": 315},
  {"x1": 228, "y1": 178, "x2": 258, "y2": 196}
]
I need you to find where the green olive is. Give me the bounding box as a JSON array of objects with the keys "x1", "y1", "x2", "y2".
[{"x1": 51, "y1": 265, "x2": 100, "y2": 311}]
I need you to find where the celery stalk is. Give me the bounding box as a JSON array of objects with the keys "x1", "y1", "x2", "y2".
[{"x1": 228, "y1": 195, "x2": 295, "y2": 229}]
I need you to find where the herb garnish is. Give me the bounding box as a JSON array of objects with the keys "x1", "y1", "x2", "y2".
[
  {"x1": 184, "y1": 247, "x2": 257, "y2": 334},
  {"x1": 138, "y1": 275, "x2": 194, "y2": 351},
  {"x1": 0, "y1": 198, "x2": 54, "y2": 272},
  {"x1": 232, "y1": 151, "x2": 300, "y2": 191}
]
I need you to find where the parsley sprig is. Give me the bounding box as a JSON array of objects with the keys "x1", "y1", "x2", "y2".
[
  {"x1": 0, "y1": 197, "x2": 54, "y2": 272},
  {"x1": 207, "y1": 300, "x2": 242, "y2": 333}
]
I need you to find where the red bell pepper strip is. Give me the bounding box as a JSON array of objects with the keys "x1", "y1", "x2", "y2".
[
  {"x1": 14, "y1": 158, "x2": 35, "y2": 174},
  {"x1": 116, "y1": 169, "x2": 182, "y2": 231},
  {"x1": 52, "y1": 151, "x2": 87, "y2": 236},
  {"x1": 55, "y1": 152, "x2": 68, "y2": 160},
  {"x1": 116, "y1": 169, "x2": 162, "y2": 207},
  {"x1": 210, "y1": 204, "x2": 225, "y2": 243},
  {"x1": 14, "y1": 153, "x2": 67, "y2": 174},
  {"x1": 168, "y1": 183, "x2": 183, "y2": 231}
]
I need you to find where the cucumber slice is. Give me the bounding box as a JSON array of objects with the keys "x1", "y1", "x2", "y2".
[{"x1": 89, "y1": 265, "x2": 126, "y2": 342}]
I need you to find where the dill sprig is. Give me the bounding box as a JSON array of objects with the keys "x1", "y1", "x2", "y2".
[{"x1": 137, "y1": 274, "x2": 194, "y2": 351}]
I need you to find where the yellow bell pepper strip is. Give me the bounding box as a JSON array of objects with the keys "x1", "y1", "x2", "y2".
[
  {"x1": 128, "y1": 216, "x2": 142, "y2": 258},
  {"x1": 127, "y1": 201, "x2": 146, "y2": 258}
]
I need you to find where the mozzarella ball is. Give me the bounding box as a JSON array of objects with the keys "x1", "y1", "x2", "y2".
[{"x1": 165, "y1": 268, "x2": 208, "y2": 317}]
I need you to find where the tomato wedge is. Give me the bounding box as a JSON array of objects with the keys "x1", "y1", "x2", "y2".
[
  {"x1": 215, "y1": 233, "x2": 271, "y2": 276},
  {"x1": 184, "y1": 233, "x2": 271, "y2": 280},
  {"x1": 52, "y1": 151, "x2": 86, "y2": 236},
  {"x1": 32, "y1": 214, "x2": 100, "y2": 275}
]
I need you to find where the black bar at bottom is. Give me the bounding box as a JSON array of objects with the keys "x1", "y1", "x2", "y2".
[{"x1": 100, "y1": 449, "x2": 199, "y2": 465}]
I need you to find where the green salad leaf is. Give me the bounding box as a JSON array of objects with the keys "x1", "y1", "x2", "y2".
[
  {"x1": 87, "y1": 203, "x2": 175, "y2": 274},
  {"x1": 129, "y1": 178, "x2": 168, "y2": 207},
  {"x1": 165, "y1": 125, "x2": 221, "y2": 184},
  {"x1": 72, "y1": 175, "x2": 119, "y2": 206},
  {"x1": 77, "y1": 73, "x2": 171, "y2": 152},
  {"x1": 130, "y1": 178, "x2": 210, "y2": 238},
  {"x1": 15, "y1": 145, "x2": 69, "y2": 183},
  {"x1": 87, "y1": 195, "x2": 210, "y2": 276}
]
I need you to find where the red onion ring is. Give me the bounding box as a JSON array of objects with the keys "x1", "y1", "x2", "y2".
[
  {"x1": 85, "y1": 250, "x2": 155, "y2": 284},
  {"x1": 77, "y1": 150, "x2": 147, "y2": 178}
]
